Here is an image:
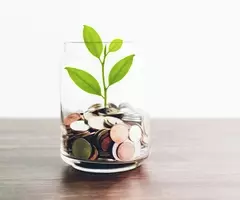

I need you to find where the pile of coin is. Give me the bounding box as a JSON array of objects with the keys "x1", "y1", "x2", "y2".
[{"x1": 60, "y1": 103, "x2": 149, "y2": 162}]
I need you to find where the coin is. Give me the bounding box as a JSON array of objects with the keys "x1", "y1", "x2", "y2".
[
  {"x1": 95, "y1": 106, "x2": 123, "y2": 117},
  {"x1": 88, "y1": 103, "x2": 103, "y2": 112},
  {"x1": 110, "y1": 124, "x2": 129, "y2": 143},
  {"x1": 100, "y1": 135, "x2": 114, "y2": 152},
  {"x1": 88, "y1": 116, "x2": 107, "y2": 130},
  {"x1": 96, "y1": 129, "x2": 109, "y2": 149},
  {"x1": 89, "y1": 145, "x2": 99, "y2": 160},
  {"x1": 63, "y1": 113, "x2": 82, "y2": 126},
  {"x1": 99, "y1": 151, "x2": 112, "y2": 159},
  {"x1": 112, "y1": 143, "x2": 121, "y2": 161},
  {"x1": 97, "y1": 108, "x2": 108, "y2": 116},
  {"x1": 105, "y1": 107, "x2": 124, "y2": 117},
  {"x1": 108, "y1": 103, "x2": 118, "y2": 109},
  {"x1": 103, "y1": 118, "x2": 113, "y2": 128},
  {"x1": 70, "y1": 120, "x2": 89, "y2": 132},
  {"x1": 88, "y1": 103, "x2": 118, "y2": 114},
  {"x1": 122, "y1": 116, "x2": 142, "y2": 123},
  {"x1": 83, "y1": 111, "x2": 97, "y2": 122},
  {"x1": 75, "y1": 130, "x2": 94, "y2": 138},
  {"x1": 72, "y1": 138, "x2": 92, "y2": 159},
  {"x1": 117, "y1": 140, "x2": 135, "y2": 161},
  {"x1": 94, "y1": 129, "x2": 105, "y2": 138},
  {"x1": 66, "y1": 127, "x2": 73, "y2": 134},
  {"x1": 129, "y1": 124, "x2": 143, "y2": 143},
  {"x1": 118, "y1": 102, "x2": 134, "y2": 110},
  {"x1": 104, "y1": 116, "x2": 124, "y2": 126}
]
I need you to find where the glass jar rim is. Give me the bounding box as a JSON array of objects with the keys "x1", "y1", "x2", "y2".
[{"x1": 64, "y1": 41, "x2": 134, "y2": 45}]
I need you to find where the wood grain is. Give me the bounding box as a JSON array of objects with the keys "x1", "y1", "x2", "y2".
[{"x1": 0, "y1": 118, "x2": 240, "y2": 200}]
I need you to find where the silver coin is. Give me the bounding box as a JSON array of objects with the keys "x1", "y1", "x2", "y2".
[
  {"x1": 88, "y1": 103, "x2": 103, "y2": 112},
  {"x1": 87, "y1": 116, "x2": 107, "y2": 130},
  {"x1": 122, "y1": 110, "x2": 142, "y2": 120},
  {"x1": 107, "y1": 107, "x2": 120, "y2": 113},
  {"x1": 108, "y1": 103, "x2": 118, "y2": 109},
  {"x1": 88, "y1": 103, "x2": 118, "y2": 114},
  {"x1": 119, "y1": 102, "x2": 134, "y2": 110},
  {"x1": 125, "y1": 112, "x2": 142, "y2": 118},
  {"x1": 119, "y1": 107, "x2": 135, "y2": 115},
  {"x1": 70, "y1": 120, "x2": 90, "y2": 132},
  {"x1": 83, "y1": 111, "x2": 97, "y2": 121},
  {"x1": 129, "y1": 124, "x2": 143, "y2": 143},
  {"x1": 98, "y1": 107, "x2": 123, "y2": 117},
  {"x1": 112, "y1": 143, "x2": 121, "y2": 161},
  {"x1": 103, "y1": 118, "x2": 113, "y2": 128},
  {"x1": 104, "y1": 116, "x2": 124, "y2": 126},
  {"x1": 97, "y1": 108, "x2": 110, "y2": 116},
  {"x1": 122, "y1": 116, "x2": 142, "y2": 123},
  {"x1": 119, "y1": 103, "x2": 142, "y2": 116}
]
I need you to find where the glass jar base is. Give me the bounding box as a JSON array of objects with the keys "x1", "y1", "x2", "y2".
[{"x1": 61, "y1": 153, "x2": 144, "y2": 173}]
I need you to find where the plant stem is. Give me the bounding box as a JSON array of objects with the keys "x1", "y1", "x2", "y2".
[{"x1": 99, "y1": 52, "x2": 108, "y2": 107}]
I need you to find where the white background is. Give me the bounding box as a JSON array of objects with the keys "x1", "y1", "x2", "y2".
[{"x1": 0, "y1": 0, "x2": 240, "y2": 118}]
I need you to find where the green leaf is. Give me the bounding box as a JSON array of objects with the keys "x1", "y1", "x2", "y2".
[
  {"x1": 65, "y1": 67, "x2": 102, "y2": 96},
  {"x1": 108, "y1": 54, "x2": 135, "y2": 86},
  {"x1": 108, "y1": 39, "x2": 123, "y2": 52},
  {"x1": 83, "y1": 25, "x2": 103, "y2": 58}
]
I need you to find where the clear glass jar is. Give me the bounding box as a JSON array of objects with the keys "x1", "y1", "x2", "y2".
[{"x1": 60, "y1": 39, "x2": 150, "y2": 173}]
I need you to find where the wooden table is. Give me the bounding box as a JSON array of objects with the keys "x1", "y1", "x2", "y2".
[{"x1": 0, "y1": 119, "x2": 240, "y2": 200}]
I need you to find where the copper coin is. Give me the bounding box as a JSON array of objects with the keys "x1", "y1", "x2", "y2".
[
  {"x1": 89, "y1": 145, "x2": 99, "y2": 160},
  {"x1": 101, "y1": 135, "x2": 113, "y2": 152},
  {"x1": 117, "y1": 141, "x2": 135, "y2": 161},
  {"x1": 64, "y1": 113, "x2": 82, "y2": 126},
  {"x1": 110, "y1": 124, "x2": 129, "y2": 143},
  {"x1": 96, "y1": 129, "x2": 109, "y2": 149}
]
